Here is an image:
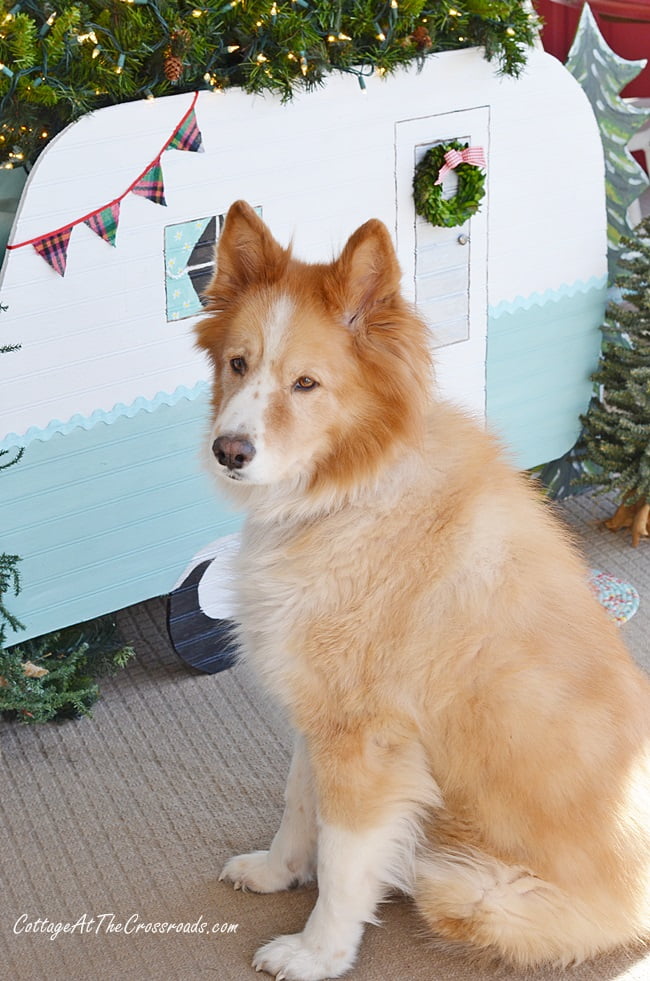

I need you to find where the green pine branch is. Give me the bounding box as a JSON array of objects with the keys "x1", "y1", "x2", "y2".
[
  {"x1": 0, "y1": 301, "x2": 24, "y2": 644},
  {"x1": 0, "y1": 552, "x2": 23, "y2": 644},
  {"x1": 0, "y1": 0, "x2": 539, "y2": 168},
  {"x1": 0, "y1": 616, "x2": 136, "y2": 723}
]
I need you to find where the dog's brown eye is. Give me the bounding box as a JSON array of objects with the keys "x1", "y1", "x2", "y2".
[
  {"x1": 294, "y1": 376, "x2": 318, "y2": 392},
  {"x1": 230, "y1": 357, "x2": 246, "y2": 375}
]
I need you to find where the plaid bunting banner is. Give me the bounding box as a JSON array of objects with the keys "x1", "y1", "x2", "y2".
[
  {"x1": 84, "y1": 201, "x2": 120, "y2": 246},
  {"x1": 167, "y1": 107, "x2": 203, "y2": 153},
  {"x1": 32, "y1": 226, "x2": 73, "y2": 277},
  {"x1": 131, "y1": 161, "x2": 167, "y2": 206},
  {"x1": 10, "y1": 94, "x2": 201, "y2": 274}
]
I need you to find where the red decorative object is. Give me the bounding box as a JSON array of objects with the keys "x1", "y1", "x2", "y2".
[
  {"x1": 434, "y1": 146, "x2": 487, "y2": 185},
  {"x1": 546, "y1": 0, "x2": 650, "y2": 20}
]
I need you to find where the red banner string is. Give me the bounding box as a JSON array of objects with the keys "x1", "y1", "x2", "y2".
[{"x1": 6, "y1": 92, "x2": 199, "y2": 252}]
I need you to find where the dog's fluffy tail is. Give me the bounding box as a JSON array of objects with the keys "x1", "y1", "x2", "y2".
[{"x1": 414, "y1": 847, "x2": 645, "y2": 968}]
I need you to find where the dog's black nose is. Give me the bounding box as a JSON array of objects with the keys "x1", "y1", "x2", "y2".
[{"x1": 212, "y1": 435, "x2": 256, "y2": 471}]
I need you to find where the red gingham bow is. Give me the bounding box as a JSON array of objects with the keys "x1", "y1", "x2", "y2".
[{"x1": 434, "y1": 146, "x2": 486, "y2": 185}]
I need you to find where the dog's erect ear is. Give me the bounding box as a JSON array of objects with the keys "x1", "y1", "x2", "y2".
[
  {"x1": 335, "y1": 219, "x2": 402, "y2": 328},
  {"x1": 204, "y1": 201, "x2": 287, "y2": 308}
]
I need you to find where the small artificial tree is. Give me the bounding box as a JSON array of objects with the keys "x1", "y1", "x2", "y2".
[
  {"x1": 0, "y1": 617, "x2": 136, "y2": 723},
  {"x1": 579, "y1": 215, "x2": 650, "y2": 546}
]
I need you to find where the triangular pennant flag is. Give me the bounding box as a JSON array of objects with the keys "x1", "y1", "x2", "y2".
[
  {"x1": 33, "y1": 226, "x2": 73, "y2": 276},
  {"x1": 85, "y1": 201, "x2": 121, "y2": 247},
  {"x1": 131, "y1": 161, "x2": 166, "y2": 206},
  {"x1": 167, "y1": 107, "x2": 203, "y2": 153}
]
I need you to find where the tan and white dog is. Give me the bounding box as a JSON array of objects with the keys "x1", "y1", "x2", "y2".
[{"x1": 197, "y1": 201, "x2": 650, "y2": 980}]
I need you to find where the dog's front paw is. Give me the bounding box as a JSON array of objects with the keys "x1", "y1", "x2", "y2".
[
  {"x1": 253, "y1": 933, "x2": 354, "y2": 980},
  {"x1": 220, "y1": 851, "x2": 299, "y2": 894}
]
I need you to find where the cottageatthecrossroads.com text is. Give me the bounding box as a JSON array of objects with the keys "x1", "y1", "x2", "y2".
[{"x1": 13, "y1": 913, "x2": 239, "y2": 940}]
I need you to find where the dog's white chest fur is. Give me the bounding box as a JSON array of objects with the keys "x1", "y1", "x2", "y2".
[{"x1": 233, "y1": 509, "x2": 366, "y2": 699}]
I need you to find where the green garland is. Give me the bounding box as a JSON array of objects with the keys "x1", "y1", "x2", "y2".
[
  {"x1": 413, "y1": 139, "x2": 486, "y2": 228},
  {"x1": 0, "y1": 0, "x2": 540, "y2": 170}
]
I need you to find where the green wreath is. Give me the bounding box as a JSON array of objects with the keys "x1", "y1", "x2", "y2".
[{"x1": 413, "y1": 141, "x2": 486, "y2": 229}]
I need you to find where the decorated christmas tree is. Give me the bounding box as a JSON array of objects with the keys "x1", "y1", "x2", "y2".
[
  {"x1": 579, "y1": 215, "x2": 650, "y2": 546},
  {"x1": 0, "y1": 0, "x2": 540, "y2": 169}
]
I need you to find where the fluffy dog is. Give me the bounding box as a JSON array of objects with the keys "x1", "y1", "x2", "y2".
[{"x1": 196, "y1": 200, "x2": 650, "y2": 980}]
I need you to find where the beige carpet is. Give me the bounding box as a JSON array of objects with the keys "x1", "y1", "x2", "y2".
[{"x1": 2, "y1": 491, "x2": 650, "y2": 981}]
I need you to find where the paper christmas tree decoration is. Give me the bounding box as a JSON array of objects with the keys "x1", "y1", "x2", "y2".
[{"x1": 565, "y1": 2, "x2": 650, "y2": 280}]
